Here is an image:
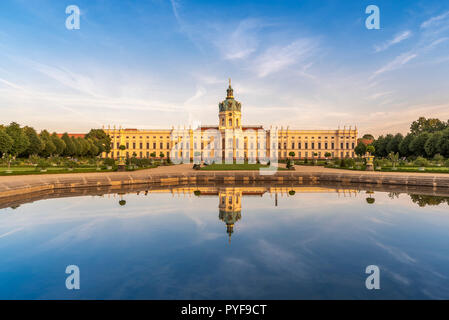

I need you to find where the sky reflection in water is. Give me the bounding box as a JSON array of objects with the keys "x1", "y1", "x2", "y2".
[{"x1": 0, "y1": 185, "x2": 449, "y2": 299}]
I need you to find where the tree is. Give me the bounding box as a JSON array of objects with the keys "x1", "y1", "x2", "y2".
[
  {"x1": 373, "y1": 135, "x2": 389, "y2": 157},
  {"x1": 287, "y1": 151, "x2": 295, "y2": 168},
  {"x1": 85, "y1": 138, "x2": 99, "y2": 156},
  {"x1": 71, "y1": 136, "x2": 81, "y2": 156},
  {"x1": 76, "y1": 137, "x2": 89, "y2": 156},
  {"x1": 424, "y1": 132, "x2": 442, "y2": 158},
  {"x1": 362, "y1": 134, "x2": 374, "y2": 140},
  {"x1": 0, "y1": 128, "x2": 13, "y2": 157},
  {"x1": 354, "y1": 142, "x2": 367, "y2": 157},
  {"x1": 366, "y1": 145, "x2": 375, "y2": 155},
  {"x1": 434, "y1": 153, "x2": 444, "y2": 164},
  {"x1": 388, "y1": 152, "x2": 399, "y2": 169},
  {"x1": 409, "y1": 132, "x2": 430, "y2": 157},
  {"x1": 437, "y1": 128, "x2": 449, "y2": 158},
  {"x1": 159, "y1": 152, "x2": 165, "y2": 158},
  {"x1": 81, "y1": 138, "x2": 91, "y2": 156},
  {"x1": 399, "y1": 133, "x2": 414, "y2": 157},
  {"x1": 386, "y1": 133, "x2": 403, "y2": 154},
  {"x1": 85, "y1": 129, "x2": 112, "y2": 154},
  {"x1": 6, "y1": 122, "x2": 30, "y2": 157},
  {"x1": 61, "y1": 133, "x2": 75, "y2": 156},
  {"x1": 51, "y1": 133, "x2": 66, "y2": 156},
  {"x1": 324, "y1": 152, "x2": 331, "y2": 158},
  {"x1": 39, "y1": 130, "x2": 56, "y2": 157},
  {"x1": 22, "y1": 126, "x2": 44, "y2": 157},
  {"x1": 410, "y1": 117, "x2": 447, "y2": 135},
  {"x1": 373, "y1": 136, "x2": 382, "y2": 157}
]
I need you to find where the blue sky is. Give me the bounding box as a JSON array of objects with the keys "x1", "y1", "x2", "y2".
[{"x1": 1, "y1": 0, "x2": 449, "y2": 136}]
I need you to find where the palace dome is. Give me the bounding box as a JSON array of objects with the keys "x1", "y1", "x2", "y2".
[
  {"x1": 219, "y1": 98, "x2": 241, "y2": 112},
  {"x1": 219, "y1": 79, "x2": 241, "y2": 112}
]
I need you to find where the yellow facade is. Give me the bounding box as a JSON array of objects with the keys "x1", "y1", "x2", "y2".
[{"x1": 103, "y1": 80, "x2": 358, "y2": 160}]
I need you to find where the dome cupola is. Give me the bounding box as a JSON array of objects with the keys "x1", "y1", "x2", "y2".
[{"x1": 219, "y1": 78, "x2": 241, "y2": 112}]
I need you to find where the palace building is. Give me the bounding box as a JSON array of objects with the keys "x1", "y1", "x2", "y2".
[{"x1": 102, "y1": 80, "x2": 358, "y2": 161}]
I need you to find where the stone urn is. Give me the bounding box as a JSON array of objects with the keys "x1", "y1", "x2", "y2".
[
  {"x1": 365, "y1": 153, "x2": 374, "y2": 171},
  {"x1": 117, "y1": 154, "x2": 126, "y2": 172}
]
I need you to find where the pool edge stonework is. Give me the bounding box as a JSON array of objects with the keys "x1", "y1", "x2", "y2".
[{"x1": 1, "y1": 166, "x2": 449, "y2": 200}]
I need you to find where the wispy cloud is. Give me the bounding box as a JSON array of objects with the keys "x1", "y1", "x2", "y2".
[
  {"x1": 0, "y1": 227, "x2": 23, "y2": 239},
  {"x1": 169, "y1": 0, "x2": 181, "y2": 24},
  {"x1": 369, "y1": 9, "x2": 449, "y2": 81},
  {"x1": 375, "y1": 240, "x2": 416, "y2": 264},
  {"x1": 356, "y1": 102, "x2": 449, "y2": 136},
  {"x1": 371, "y1": 52, "x2": 417, "y2": 78},
  {"x1": 420, "y1": 11, "x2": 449, "y2": 29},
  {"x1": 215, "y1": 19, "x2": 262, "y2": 60},
  {"x1": 374, "y1": 30, "x2": 412, "y2": 52},
  {"x1": 0, "y1": 78, "x2": 26, "y2": 91},
  {"x1": 183, "y1": 85, "x2": 206, "y2": 105},
  {"x1": 253, "y1": 38, "x2": 318, "y2": 77},
  {"x1": 32, "y1": 63, "x2": 99, "y2": 97},
  {"x1": 425, "y1": 37, "x2": 449, "y2": 50},
  {"x1": 367, "y1": 91, "x2": 393, "y2": 100}
]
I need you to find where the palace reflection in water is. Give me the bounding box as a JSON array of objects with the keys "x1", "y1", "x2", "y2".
[
  {"x1": 113, "y1": 185, "x2": 359, "y2": 243},
  {"x1": 104, "y1": 185, "x2": 449, "y2": 244},
  {"x1": 4, "y1": 183, "x2": 446, "y2": 245},
  {"x1": 1, "y1": 182, "x2": 449, "y2": 299}
]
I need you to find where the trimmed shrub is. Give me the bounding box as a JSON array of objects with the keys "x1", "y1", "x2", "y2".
[
  {"x1": 414, "y1": 156, "x2": 428, "y2": 167},
  {"x1": 103, "y1": 158, "x2": 115, "y2": 166}
]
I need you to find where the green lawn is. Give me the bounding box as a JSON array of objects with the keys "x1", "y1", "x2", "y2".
[
  {"x1": 324, "y1": 165, "x2": 449, "y2": 174},
  {"x1": 378, "y1": 166, "x2": 449, "y2": 173},
  {"x1": 200, "y1": 163, "x2": 287, "y2": 171},
  {"x1": 0, "y1": 164, "x2": 167, "y2": 176},
  {"x1": 0, "y1": 166, "x2": 115, "y2": 176}
]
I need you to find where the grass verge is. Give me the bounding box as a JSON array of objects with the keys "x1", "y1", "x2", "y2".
[{"x1": 200, "y1": 163, "x2": 288, "y2": 171}]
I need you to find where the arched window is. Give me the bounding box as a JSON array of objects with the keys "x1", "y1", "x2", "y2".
[{"x1": 229, "y1": 119, "x2": 232, "y2": 126}]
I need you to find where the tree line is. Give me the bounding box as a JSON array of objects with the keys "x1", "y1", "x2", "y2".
[
  {"x1": 355, "y1": 117, "x2": 449, "y2": 158},
  {"x1": 0, "y1": 122, "x2": 112, "y2": 159}
]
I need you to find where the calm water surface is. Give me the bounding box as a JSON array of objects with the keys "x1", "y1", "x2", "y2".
[{"x1": 0, "y1": 184, "x2": 449, "y2": 299}]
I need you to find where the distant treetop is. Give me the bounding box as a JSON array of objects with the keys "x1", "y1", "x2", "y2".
[{"x1": 410, "y1": 117, "x2": 448, "y2": 135}]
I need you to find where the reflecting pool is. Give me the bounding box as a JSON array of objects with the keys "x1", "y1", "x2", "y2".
[{"x1": 1, "y1": 183, "x2": 449, "y2": 299}]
